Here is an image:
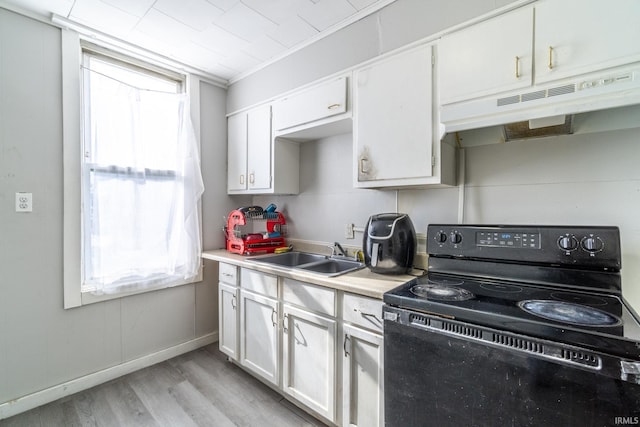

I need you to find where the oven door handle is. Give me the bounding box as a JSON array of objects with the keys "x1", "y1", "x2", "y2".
[{"x1": 621, "y1": 361, "x2": 640, "y2": 384}]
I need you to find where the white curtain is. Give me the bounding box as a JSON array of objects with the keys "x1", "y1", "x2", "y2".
[{"x1": 83, "y1": 70, "x2": 204, "y2": 294}]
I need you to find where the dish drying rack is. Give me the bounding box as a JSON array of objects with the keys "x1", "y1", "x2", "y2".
[{"x1": 225, "y1": 207, "x2": 288, "y2": 255}]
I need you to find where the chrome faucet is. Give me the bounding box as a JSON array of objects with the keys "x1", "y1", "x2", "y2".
[{"x1": 329, "y1": 241, "x2": 348, "y2": 258}]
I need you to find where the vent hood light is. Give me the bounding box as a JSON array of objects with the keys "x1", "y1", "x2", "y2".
[
  {"x1": 441, "y1": 66, "x2": 640, "y2": 134},
  {"x1": 503, "y1": 115, "x2": 573, "y2": 141}
]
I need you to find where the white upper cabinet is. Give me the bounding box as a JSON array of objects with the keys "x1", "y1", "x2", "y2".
[
  {"x1": 227, "y1": 104, "x2": 299, "y2": 195},
  {"x1": 273, "y1": 76, "x2": 348, "y2": 132},
  {"x1": 227, "y1": 104, "x2": 271, "y2": 193},
  {"x1": 227, "y1": 112, "x2": 248, "y2": 193},
  {"x1": 534, "y1": 0, "x2": 640, "y2": 85},
  {"x1": 439, "y1": 6, "x2": 534, "y2": 105},
  {"x1": 246, "y1": 105, "x2": 272, "y2": 191},
  {"x1": 440, "y1": 0, "x2": 640, "y2": 106},
  {"x1": 354, "y1": 44, "x2": 454, "y2": 188}
]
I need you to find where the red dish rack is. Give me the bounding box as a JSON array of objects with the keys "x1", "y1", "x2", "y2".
[{"x1": 225, "y1": 208, "x2": 288, "y2": 255}]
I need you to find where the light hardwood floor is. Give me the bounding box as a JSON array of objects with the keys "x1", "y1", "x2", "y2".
[{"x1": 0, "y1": 344, "x2": 328, "y2": 427}]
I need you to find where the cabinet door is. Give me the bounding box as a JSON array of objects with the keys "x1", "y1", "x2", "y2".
[
  {"x1": 240, "y1": 290, "x2": 279, "y2": 386},
  {"x1": 218, "y1": 282, "x2": 239, "y2": 360},
  {"x1": 282, "y1": 304, "x2": 336, "y2": 422},
  {"x1": 439, "y1": 7, "x2": 533, "y2": 104},
  {"x1": 535, "y1": 0, "x2": 640, "y2": 85},
  {"x1": 227, "y1": 112, "x2": 247, "y2": 192},
  {"x1": 342, "y1": 324, "x2": 384, "y2": 427},
  {"x1": 247, "y1": 104, "x2": 272, "y2": 191},
  {"x1": 273, "y1": 77, "x2": 347, "y2": 131},
  {"x1": 354, "y1": 45, "x2": 434, "y2": 186}
]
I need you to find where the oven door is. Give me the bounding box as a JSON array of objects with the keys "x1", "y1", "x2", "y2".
[{"x1": 383, "y1": 305, "x2": 640, "y2": 427}]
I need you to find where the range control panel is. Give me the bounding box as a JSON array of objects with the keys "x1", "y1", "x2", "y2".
[{"x1": 428, "y1": 225, "x2": 621, "y2": 270}]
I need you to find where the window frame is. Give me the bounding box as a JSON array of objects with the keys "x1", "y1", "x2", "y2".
[{"x1": 62, "y1": 31, "x2": 203, "y2": 309}]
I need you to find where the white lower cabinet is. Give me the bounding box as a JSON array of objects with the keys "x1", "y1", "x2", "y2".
[
  {"x1": 239, "y1": 289, "x2": 280, "y2": 386},
  {"x1": 342, "y1": 323, "x2": 384, "y2": 427},
  {"x1": 282, "y1": 303, "x2": 337, "y2": 421},
  {"x1": 219, "y1": 282, "x2": 239, "y2": 360},
  {"x1": 218, "y1": 263, "x2": 239, "y2": 360},
  {"x1": 218, "y1": 266, "x2": 384, "y2": 426}
]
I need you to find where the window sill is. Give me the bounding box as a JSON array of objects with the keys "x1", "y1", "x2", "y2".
[{"x1": 76, "y1": 268, "x2": 203, "y2": 307}]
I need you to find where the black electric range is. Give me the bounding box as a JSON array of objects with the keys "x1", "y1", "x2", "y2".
[
  {"x1": 383, "y1": 224, "x2": 640, "y2": 426},
  {"x1": 384, "y1": 224, "x2": 640, "y2": 358}
]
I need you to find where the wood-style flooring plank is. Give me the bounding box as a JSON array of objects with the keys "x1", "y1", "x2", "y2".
[
  {"x1": 0, "y1": 345, "x2": 328, "y2": 427},
  {"x1": 97, "y1": 379, "x2": 158, "y2": 427}
]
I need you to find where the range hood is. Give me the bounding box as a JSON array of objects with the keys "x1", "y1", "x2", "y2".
[{"x1": 440, "y1": 65, "x2": 640, "y2": 136}]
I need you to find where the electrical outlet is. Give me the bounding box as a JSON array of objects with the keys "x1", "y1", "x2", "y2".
[
  {"x1": 16, "y1": 192, "x2": 33, "y2": 213},
  {"x1": 345, "y1": 223, "x2": 355, "y2": 239}
]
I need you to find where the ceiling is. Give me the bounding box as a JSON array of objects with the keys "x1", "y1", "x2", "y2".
[{"x1": 2, "y1": 0, "x2": 393, "y2": 84}]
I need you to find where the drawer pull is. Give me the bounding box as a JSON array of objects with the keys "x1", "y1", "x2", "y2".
[
  {"x1": 327, "y1": 103, "x2": 341, "y2": 110},
  {"x1": 354, "y1": 308, "x2": 383, "y2": 328}
]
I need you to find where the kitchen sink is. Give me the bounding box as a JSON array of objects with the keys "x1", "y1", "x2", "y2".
[
  {"x1": 247, "y1": 251, "x2": 364, "y2": 277},
  {"x1": 297, "y1": 258, "x2": 364, "y2": 276},
  {"x1": 248, "y1": 251, "x2": 327, "y2": 267}
]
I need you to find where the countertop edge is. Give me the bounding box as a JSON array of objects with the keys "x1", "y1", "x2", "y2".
[{"x1": 202, "y1": 249, "x2": 415, "y2": 300}]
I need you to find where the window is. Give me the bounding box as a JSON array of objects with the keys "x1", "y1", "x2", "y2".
[{"x1": 76, "y1": 47, "x2": 204, "y2": 298}]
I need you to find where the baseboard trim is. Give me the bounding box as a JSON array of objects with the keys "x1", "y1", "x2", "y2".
[{"x1": 0, "y1": 332, "x2": 218, "y2": 420}]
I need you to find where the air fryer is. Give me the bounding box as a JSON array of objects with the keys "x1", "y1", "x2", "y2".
[{"x1": 363, "y1": 213, "x2": 416, "y2": 274}]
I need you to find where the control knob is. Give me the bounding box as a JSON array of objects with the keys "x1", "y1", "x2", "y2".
[
  {"x1": 581, "y1": 236, "x2": 604, "y2": 253},
  {"x1": 449, "y1": 232, "x2": 462, "y2": 244},
  {"x1": 434, "y1": 232, "x2": 447, "y2": 243},
  {"x1": 558, "y1": 235, "x2": 578, "y2": 251}
]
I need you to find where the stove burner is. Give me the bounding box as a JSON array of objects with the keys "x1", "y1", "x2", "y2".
[
  {"x1": 550, "y1": 292, "x2": 608, "y2": 307},
  {"x1": 411, "y1": 284, "x2": 475, "y2": 301},
  {"x1": 479, "y1": 283, "x2": 523, "y2": 294},
  {"x1": 518, "y1": 300, "x2": 620, "y2": 327}
]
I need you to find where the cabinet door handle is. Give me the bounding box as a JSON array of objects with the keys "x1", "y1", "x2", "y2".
[
  {"x1": 548, "y1": 46, "x2": 554, "y2": 70},
  {"x1": 343, "y1": 335, "x2": 351, "y2": 357},
  {"x1": 271, "y1": 309, "x2": 277, "y2": 327},
  {"x1": 359, "y1": 157, "x2": 369, "y2": 174},
  {"x1": 231, "y1": 295, "x2": 236, "y2": 310},
  {"x1": 240, "y1": 174, "x2": 245, "y2": 185},
  {"x1": 249, "y1": 173, "x2": 255, "y2": 184},
  {"x1": 327, "y1": 103, "x2": 341, "y2": 110},
  {"x1": 515, "y1": 56, "x2": 520, "y2": 79},
  {"x1": 283, "y1": 313, "x2": 289, "y2": 334}
]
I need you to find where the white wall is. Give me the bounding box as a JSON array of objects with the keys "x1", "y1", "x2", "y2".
[
  {"x1": 253, "y1": 126, "x2": 640, "y2": 311},
  {"x1": 227, "y1": 0, "x2": 518, "y2": 112},
  {"x1": 0, "y1": 8, "x2": 226, "y2": 415}
]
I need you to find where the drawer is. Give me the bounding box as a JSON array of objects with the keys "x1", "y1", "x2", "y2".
[
  {"x1": 282, "y1": 278, "x2": 336, "y2": 317},
  {"x1": 342, "y1": 293, "x2": 383, "y2": 333},
  {"x1": 219, "y1": 262, "x2": 238, "y2": 285},
  {"x1": 241, "y1": 268, "x2": 278, "y2": 298},
  {"x1": 273, "y1": 77, "x2": 348, "y2": 131}
]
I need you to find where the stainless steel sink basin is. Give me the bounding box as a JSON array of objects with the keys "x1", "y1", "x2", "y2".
[
  {"x1": 248, "y1": 251, "x2": 327, "y2": 267},
  {"x1": 297, "y1": 258, "x2": 365, "y2": 276},
  {"x1": 247, "y1": 251, "x2": 364, "y2": 277}
]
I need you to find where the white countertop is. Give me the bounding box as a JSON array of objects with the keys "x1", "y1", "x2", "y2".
[{"x1": 202, "y1": 249, "x2": 418, "y2": 300}]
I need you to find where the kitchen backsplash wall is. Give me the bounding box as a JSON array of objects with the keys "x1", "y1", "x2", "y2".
[{"x1": 253, "y1": 126, "x2": 640, "y2": 312}]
